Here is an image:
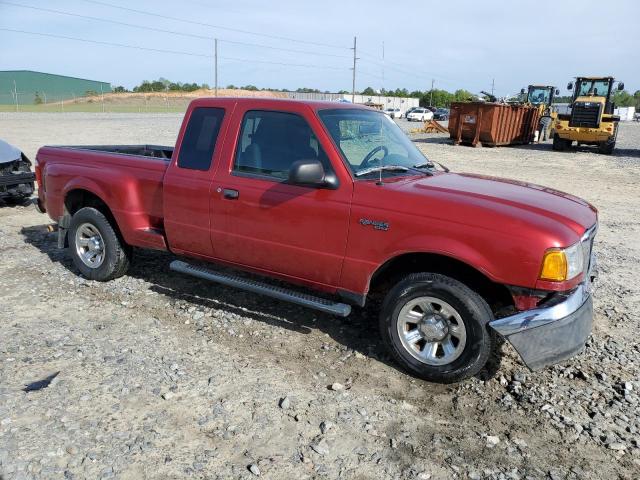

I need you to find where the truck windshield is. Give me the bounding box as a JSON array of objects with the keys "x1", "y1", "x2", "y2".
[
  {"x1": 318, "y1": 108, "x2": 430, "y2": 177},
  {"x1": 528, "y1": 87, "x2": 551, "y2": 105},
  {"x1": 576, "y1": 79, "x2": 610, "y2": 97}
]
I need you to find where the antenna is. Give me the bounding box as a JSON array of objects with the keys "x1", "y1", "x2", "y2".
[{"x1": 377, "y1": 125, "x2": 384, "y2": 186}]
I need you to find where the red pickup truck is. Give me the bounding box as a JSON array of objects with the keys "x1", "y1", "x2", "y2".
[{"x1": 35, "y1": 98, "x2": 597, "y2": 383}]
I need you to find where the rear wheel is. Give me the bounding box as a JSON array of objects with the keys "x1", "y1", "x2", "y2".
[
  {"x1": 379, "y1": 273, "x2": 494, "y2": 383},
  {"x1": 68, "y1": 207, "x2": 131, "y2": 281}
]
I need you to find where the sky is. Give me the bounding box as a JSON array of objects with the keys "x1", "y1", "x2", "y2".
[{"x1": 1, "y1": 0, "x2": 639, "y2": 97}]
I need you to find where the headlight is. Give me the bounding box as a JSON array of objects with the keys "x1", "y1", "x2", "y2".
[{"x1": 539, "y1": 242, "x2": 584, "y2": 281}]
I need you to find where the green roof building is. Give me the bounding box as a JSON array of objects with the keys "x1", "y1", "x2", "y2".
[{"x1": 0, "y1": 70, "x2": 112, "y2": 105}]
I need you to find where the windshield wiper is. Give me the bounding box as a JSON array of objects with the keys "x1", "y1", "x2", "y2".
[
  {"x1": 355, "y1": 164, "x2": 434, "y2": 178},
  {"x1": 355, "y1": 165, "x2": 409, "y2": 177},
  {"x1": 414, "y1": 161, "x2": 450, "y2": 173}
]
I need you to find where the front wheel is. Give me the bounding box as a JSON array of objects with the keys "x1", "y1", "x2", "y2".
[
  {"x1": 598, "y1": 125, "x2": 617, "y2": 154},
  {"x1": 379, "y1": 273, "x2": 494, "y2": 383},
  {"x1": 552, "y1": 133, "x2": 570, "y2": 151},
  {"x1": 68, "y1": 207, "x2": 131, "y2": 281},
  {"x1": 598, "y1": 138, "x2": 615, "y2": 154}
]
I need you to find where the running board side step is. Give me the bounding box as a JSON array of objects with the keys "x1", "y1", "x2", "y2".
[{"x1": 169, "y1": 260, "x2": 351, "y2": 317}]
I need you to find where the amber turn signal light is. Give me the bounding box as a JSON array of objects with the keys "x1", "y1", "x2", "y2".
[{"x1": 539, "y1": 250, "x2": 568, "y2": 281}]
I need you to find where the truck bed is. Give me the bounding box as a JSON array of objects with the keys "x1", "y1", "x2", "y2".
[
  {"x1": 37, "y1": 144, "x2": 172, "y2": 251},
  {"x1": 59, "y1": 144, "x2": 174, "y2": 160}
]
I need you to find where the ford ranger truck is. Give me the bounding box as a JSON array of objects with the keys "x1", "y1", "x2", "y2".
[{"x1": 35, "y1": 98, "x2": 598, "y2": 384}]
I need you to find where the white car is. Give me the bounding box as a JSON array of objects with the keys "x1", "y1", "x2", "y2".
[
  {"x1": 383, "y1": 108, "x2": 403, "y2": 119},
  {"x1": 406, "y1": 108, "x2": 434, "y2": 122}
]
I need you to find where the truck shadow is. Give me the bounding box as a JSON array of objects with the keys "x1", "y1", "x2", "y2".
[{"x1": 21, "y1": 224, "x2": 502, "y2": 382}]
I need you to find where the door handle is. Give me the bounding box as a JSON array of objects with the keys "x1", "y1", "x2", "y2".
[{"x1": 222, "y1": 188, "x2": 239, "y2": 200}]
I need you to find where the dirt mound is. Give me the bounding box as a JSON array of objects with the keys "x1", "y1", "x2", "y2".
[{"x1": 73, "y1": 88, "x2": 288, "y2": 105}]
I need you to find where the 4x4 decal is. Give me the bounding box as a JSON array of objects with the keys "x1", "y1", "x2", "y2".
[{"x1": 359, "y1": 218, "x2": 389, "y2": 231}]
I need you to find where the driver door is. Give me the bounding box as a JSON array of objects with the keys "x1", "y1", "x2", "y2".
[{"x1": 210, "y1": 103, "x2": 352, "y2": 288}]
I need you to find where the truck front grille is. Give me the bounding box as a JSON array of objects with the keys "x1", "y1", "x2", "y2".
[{"x1": 570, "y1": 102, "x2": 601, "y2": 128}]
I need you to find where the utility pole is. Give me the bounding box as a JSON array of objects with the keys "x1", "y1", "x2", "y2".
[
  {"x1": 13, "y1": 80, "x2": 18, "y2": 112},
  {"x1": 381, "y1": 41, "x2": 385, "y2": 93},
  {"x1": 214, "y1": 38, "x2": 218, "y2": 97},
  {"x1": 491, "y1": 78, "x2": 495, "y2": 96},
  {"x1": 351, "y1": 36, "x2": 358, "y2": 103},
  {"x1": 430, "y1": 79, "x2": 434, "y2": 106}
]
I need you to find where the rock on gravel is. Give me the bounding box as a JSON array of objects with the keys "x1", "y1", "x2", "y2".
[
  {"x1": 310, "y1": 437, "x2": 330, "y2": 456},
  {"x1": 485, "y1": 435, "x2": 500, "y2": 448},
  {"x1": 278, "y1": 396, "x2": 290, "y2": 409}
]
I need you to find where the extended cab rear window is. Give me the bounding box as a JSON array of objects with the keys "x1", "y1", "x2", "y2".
[
  {"x1": 233, "y1": 110, "x2": 331, "y2": 180},
  {"x1": 177, "y1": 107, "x2": 225, "y2": 170}
]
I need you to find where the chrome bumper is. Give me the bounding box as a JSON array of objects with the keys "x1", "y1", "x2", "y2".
[{"x1": 489, "y1": 282, "x2": 593, "y2": 371}]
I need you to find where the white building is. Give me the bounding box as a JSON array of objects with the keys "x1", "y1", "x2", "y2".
[{"x1": 284, "y1": 91, "x2": 419, "y2": 111}]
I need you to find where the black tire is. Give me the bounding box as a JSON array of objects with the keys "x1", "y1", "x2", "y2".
[
  {"x1": 552, "y1": 133, "x2": 569, "y2": 151},
  {"x1": 598, "y1": 139, "x2": 615, "y2": 155},
  {"x1": 68, "y1": 207, "x2": 131, "y2": 281},
  {"x1": 379, "y1": 273, "x2": 494, "y2": 383},
  {"x1": 598, "y1": 126, "x2": 617, "y2": 154}
]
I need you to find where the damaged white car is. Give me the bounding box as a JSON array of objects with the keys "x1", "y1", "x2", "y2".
[{"x1": 0, "y1": 139, "x2": 35, "y2": 202}]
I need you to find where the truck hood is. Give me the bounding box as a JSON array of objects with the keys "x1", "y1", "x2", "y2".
[{"x1": 383, "y1": 172, "x2": 597, "y2": 238}]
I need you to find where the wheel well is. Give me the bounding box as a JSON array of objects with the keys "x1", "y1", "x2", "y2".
[
  {"x1": 64, "y1": 189, "x2": 123, "y2": 239},
  {"x1": 369, "y1": 252, "x2": 514, "y2": 314}
]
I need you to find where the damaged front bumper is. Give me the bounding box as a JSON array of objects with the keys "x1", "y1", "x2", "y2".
[
  {"x1": 489, "y1": 281, "x2": 594, "y2": 371},
  {"x1": 0, "y1": 171, "x2": 35, "y2": 196}
]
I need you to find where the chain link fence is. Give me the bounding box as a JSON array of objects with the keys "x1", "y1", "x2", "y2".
[
  {"x1": 1, "y1": 85, "x2": 420, "y2": 113},
  {"x1": 0, "y1": 90, "x2": 196, "y2": 113}
]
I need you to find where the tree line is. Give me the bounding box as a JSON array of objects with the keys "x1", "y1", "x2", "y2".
[
  {"x1": 111, "y1": 79, "x2": 334, "y2": 94},
  {"x1": 110, "y1": 78, "x2": 640, "y2": 109}
]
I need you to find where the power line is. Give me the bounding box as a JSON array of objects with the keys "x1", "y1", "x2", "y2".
[
  {"x1": 358, "y1": 69, "x2": 384, "y2": 82},
  {"x1": 0, "y1": 1, "x2": 351, "y2": 59},
  {"x1": 359, "y1": 49, "x2": 464, "y2": 86},
  {"x1": 0, "y1": 1, "x2": 210, "y2": 40},
  {"x1": 0, "y1": 27, "x2": 212, "y2": 58},
  {"x1": 0, "y1": 28, "x2": 350, "y2": 71},
  {"x1": 221, "y1": 55, "x2": 346, "y2": 70},
  {"x1": 219, "y1": 38, "x2": 350, "y2": 58},
  {"x1": 75, "y1": 0, "x2": 350, "y2": 50},
  {"x1": 358, "y1": 57, "x2": 461, "y2": 87}
]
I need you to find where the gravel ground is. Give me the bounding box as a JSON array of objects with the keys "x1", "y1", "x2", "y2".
[{"x1": 1, "y1": 113, "x2": 639, "y2": 479}]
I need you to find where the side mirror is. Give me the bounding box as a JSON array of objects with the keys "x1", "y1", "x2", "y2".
[
  {"x1": 288, "y1": 159, "x2": 337, "y2": 188},
  {"x1": 618, "y1": 82, "x2": 625, "y2": 91},
  {"x1": 520, "y1": 88, "x2": 526, "y2": 95},
  {"x1": 555, "y1": 88, "x2": 560, "y2": 95},
  {"x1": 567, "y1": 82, "x2": 573, "y2": 90}
]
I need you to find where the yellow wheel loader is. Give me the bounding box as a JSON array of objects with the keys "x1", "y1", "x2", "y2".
[
  {"x1": 553, "y1": 76, "x2": 624, "y2": 154},
  {"x1": 521, "y1": 85, "x2": 559, "y2": 140},
  {"x1": 523, "y1": 85, "x2": 558, "y2": 113}
]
